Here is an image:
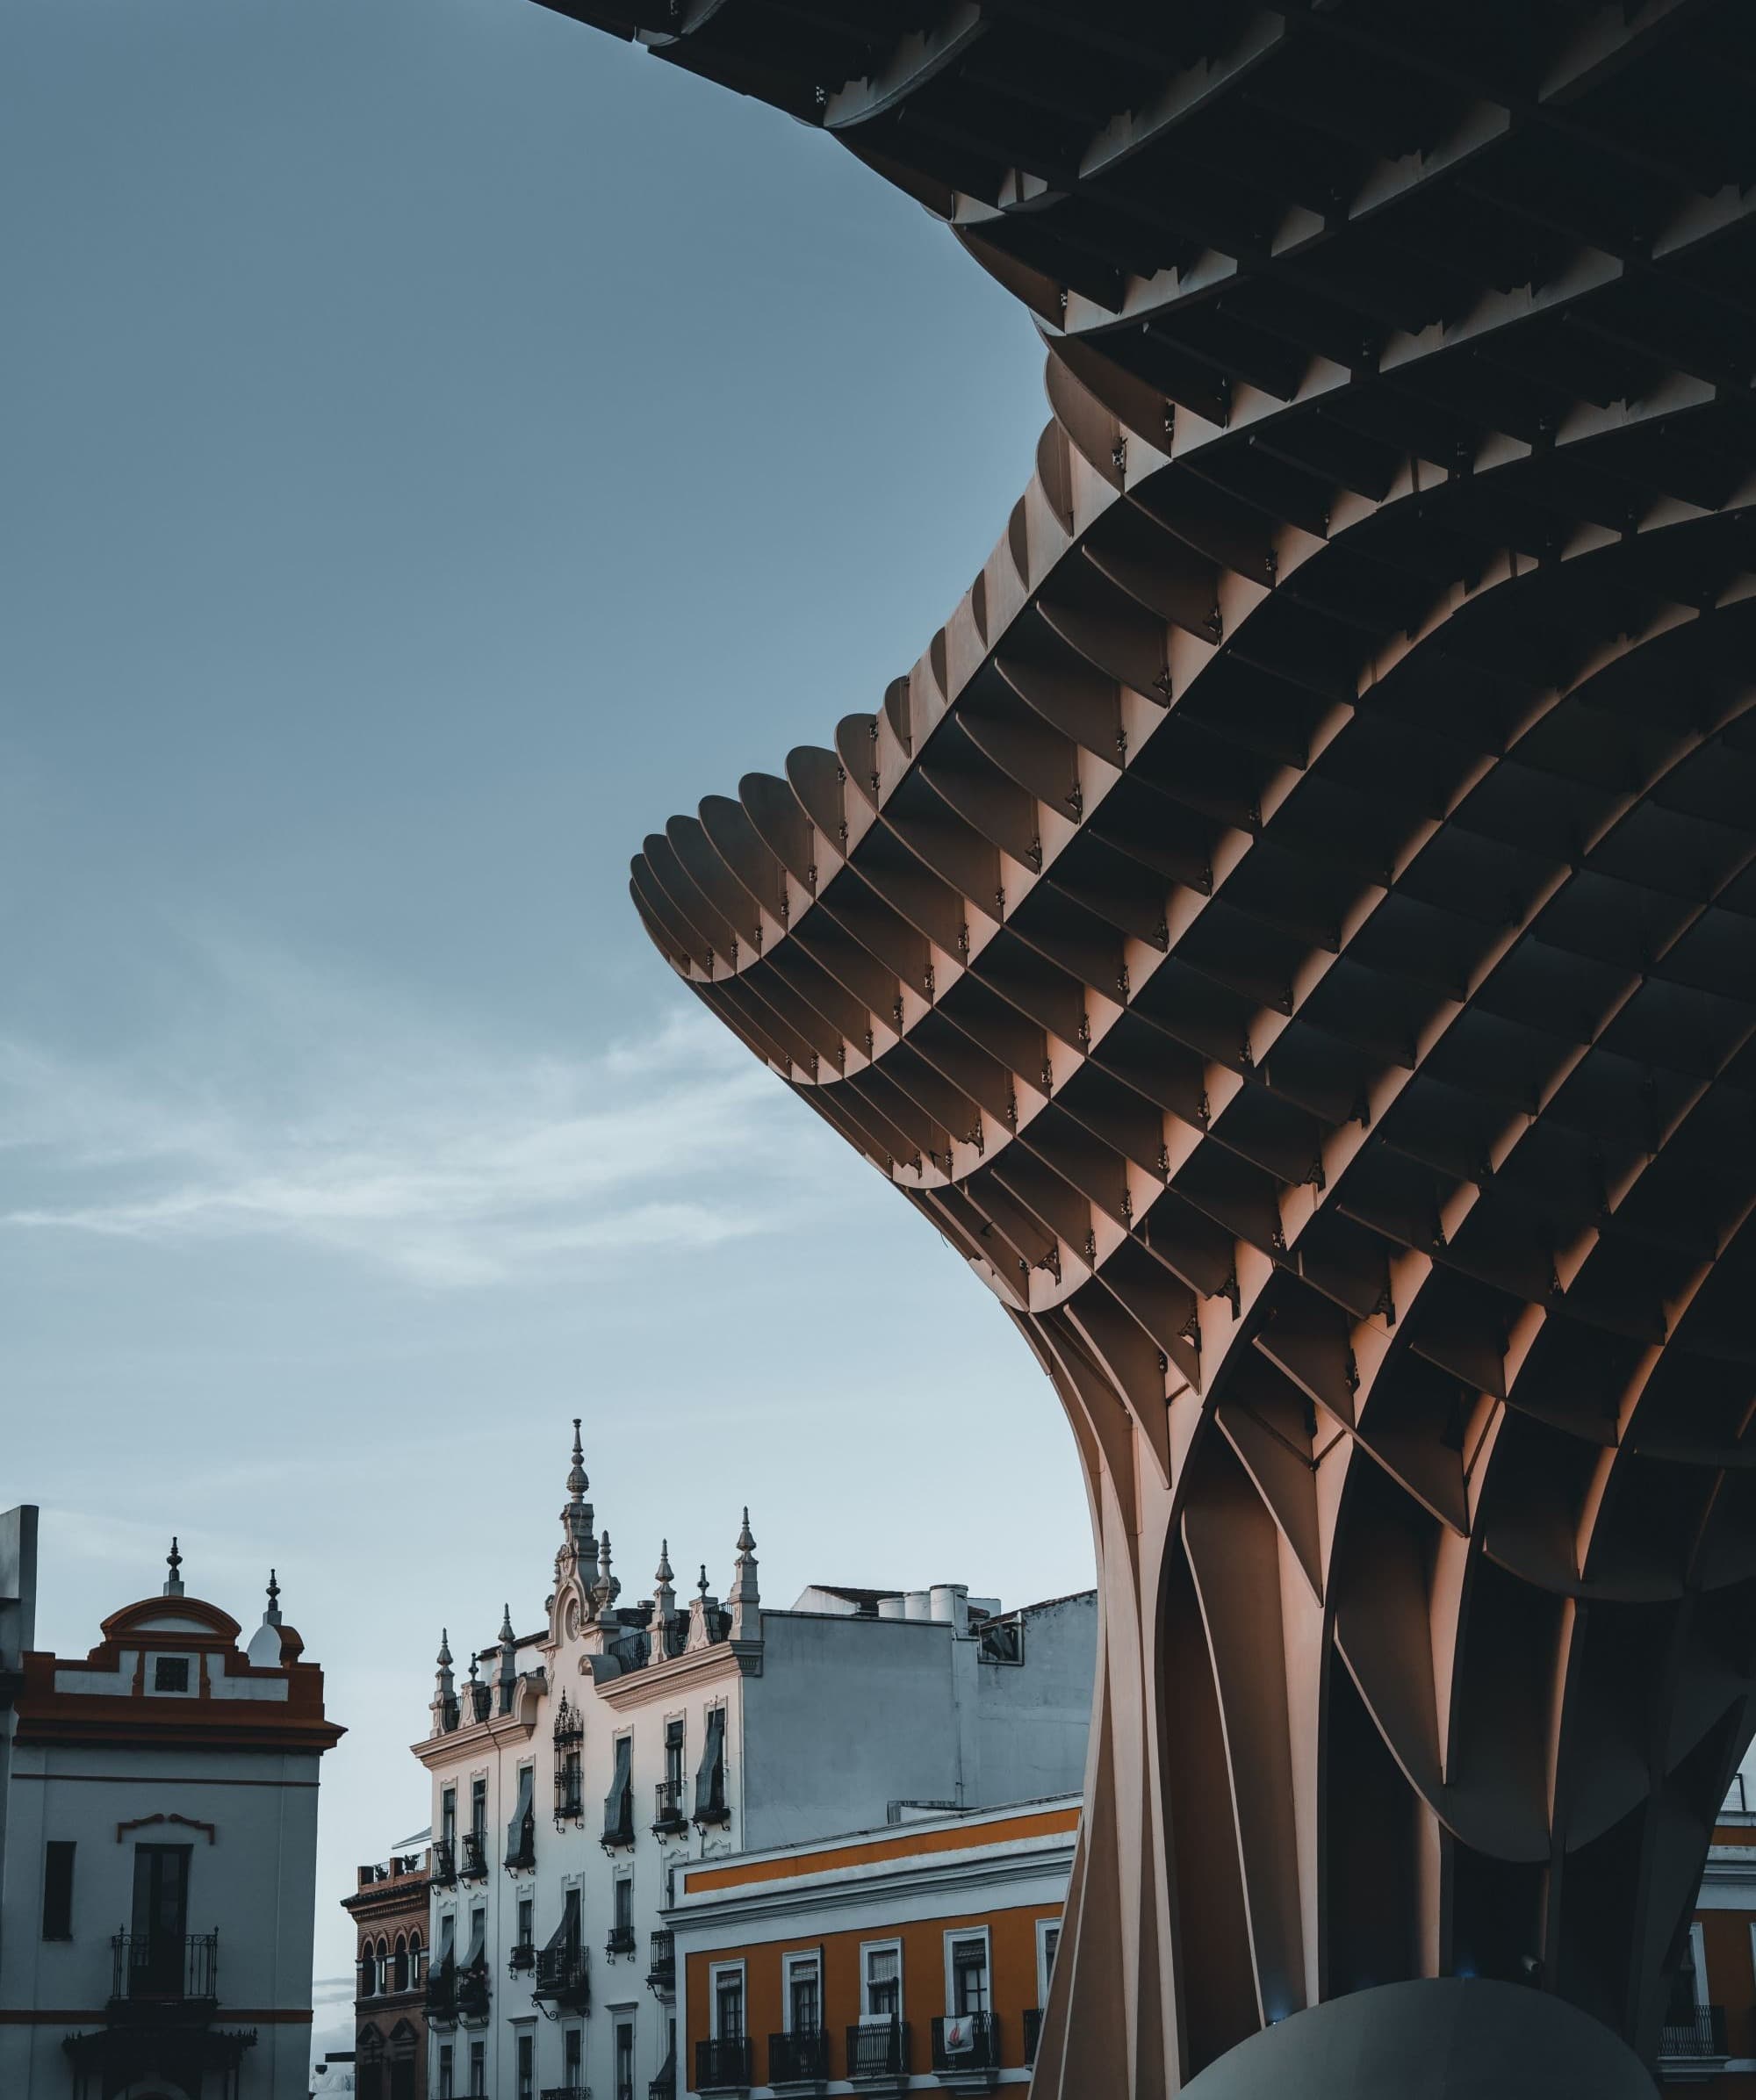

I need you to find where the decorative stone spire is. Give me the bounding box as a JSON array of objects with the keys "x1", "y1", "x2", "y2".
[
  {"x1": 729, "y1": 1507, "x2": 760, "y2": 1643},
  {"x1": 647, "y1": 1541, "x2": 676, "y2": 1669},
  {"x1": 430, "y1": 1628, "x2": 457, "y2": 1737},
  {"x1": 594, "y1": 1530, "x2": 621, "y2": 1611},
  {"x1": 686, "y1": 1562, "x2": 722, "y2": 1654},
  {"x1": 163, "y1": 1537, "x2": 184, "y2": 1599},
  {"x1": 560, "y1": 1417, "x2": 595, "y2": 1556},
  {"x1": 497, "y1": 1605, "x2": 519, "y2": 1716},
  {"x1": 263, "y1": 1569, "x2": 282, "y2": 1628}
]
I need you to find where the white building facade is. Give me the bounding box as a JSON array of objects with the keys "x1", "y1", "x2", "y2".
[
  {"x1": 0, "y1": 1534, "x2": 343, "y2": 2100},
  {"x1": 413, "y1": 1429, "x2": 1095, "y2": 2100}
]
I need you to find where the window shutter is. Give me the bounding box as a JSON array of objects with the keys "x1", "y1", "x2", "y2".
[
  {"x1": 694, "y1": 1708, "x2": 726, "y2": 1817},
  {"x1": 604, "y1": 1736, "x2": 632, "y2": 1833},
  {"x1": 506, "y1": 1766, "x2": 534, "y2": 1855}
]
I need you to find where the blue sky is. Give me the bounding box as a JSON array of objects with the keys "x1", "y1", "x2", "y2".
[{"x1": 4, "y1": 0, "x2": 1093, "y2": 2040}]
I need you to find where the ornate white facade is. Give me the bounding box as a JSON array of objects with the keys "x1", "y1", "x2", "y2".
[{"x1": 413, "y1": 1429, "x2": 1095, "y2": 2100}]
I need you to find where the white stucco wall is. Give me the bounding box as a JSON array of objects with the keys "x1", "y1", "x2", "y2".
[{"x1": 0, "y1": 1741, "x2": 324, "y2": 2099}]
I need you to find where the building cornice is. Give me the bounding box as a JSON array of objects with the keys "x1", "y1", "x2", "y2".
[
  {"x1": 412, "y1": 1711, "x2": 537, "y2": 1769},
  {"x1": 663, "y1": 1843, "x2": 1076, "y2": 1938},
  {"x1": 594, "y1": 1639, "x2": 760, "y2": 1710}
]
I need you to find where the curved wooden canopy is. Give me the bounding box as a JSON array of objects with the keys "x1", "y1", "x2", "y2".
[{"x1": 537, "y1": 0, "x2": 1756, "y2": 2088}]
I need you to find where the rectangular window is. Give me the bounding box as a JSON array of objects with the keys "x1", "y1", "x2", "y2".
[
  {"x1": 42, "y1": 1841, "x2": 75, "y2": 1940},
  {"x1": 442, "y1": 1787, "x2": 457, "y2": 1845},
  {"x1": 131, "y1": 1844, "x2": 191, "y2": 1958},
  {"x1": 615, "y1": 2017, "x2": 635, "y2": 2100},
  {"x1": 786, "y1": 1952, "x2": 821, "y2": 2034},
  {"x1": 438, "y1": 2046, "x2": 454, "y2": 2100},
  {"x1": 517, "y1": 1895, "x2": 533, "y2": 1950},
  {"x1": 565, "y1": 2027, "x2": 582, "y2": 2087},
  {"x1": 152, "y1": 1655, "x2": 191, "y2": 1693},
  {"x1": 469, "y1": 2039, "x2": 486, "y2": 2097},
  {"x1": 950, "y1": 1932, "x2": 989, "y2": 2015},
  {"x1": 439, "y1": 1911, "x2": 456, "y2": 1963},
  {"x1": 715, "y1": 1965, "x2": 745, "y2": 2041},
  {"x1": 604, "y1": 1733, "x2": 633, "y2": 1838},
  {"x1": 863, "y1": 1942, "x2": 901, "y2": 2021},
  {"x1": 664, "y1": 1717, "x2": 684, "y2": 1789},
  {"x1": 694, "y1": 1707, "x2": 727, "y2": 1819},
  {"x1": 470, "y1": 1777, "x2": 486, "y2": 1837},
  {"x1": 564, "y1": 1886, "x2": 581, "y2": 1946},
  {"x1": 517, "y1": 2031, "x2": 534, "y2": 2100},
  {"x1": 466, "y1": 1906, "x2": 486, "y2": 1967},
  {"x1": 615, "y1": 1877, "x2": 633, "y2": 1932},
  {"x1": 1038, "y1": 1920, "x2": 1061, "y2": 2007}
]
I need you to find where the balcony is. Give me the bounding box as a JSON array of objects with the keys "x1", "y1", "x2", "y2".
[
  {"x1": 601, "y1": 1801, "x2": 636, "y2": 1851},
  {"x1": 508, "y1": 1941, "x2": 536, "y2": 1976},
  {"x1": 606, "y1": 1924, "x2": 637, "y2": 1960},
  {"x1": 505, "y1": 1812, "x2": 536, "y2": 1873},
  {"x1": 430, "y1": 1838, "x2": 457, "y2": 1888},
  {"x1": 694, "y1": 2038, "x2": 752, "y2": 2093},
  {"x1": 932, "y1": 2011, "x2": 1001, "y2": 2090},
  {"x1": 425, "y1": 1960, "x2": 457, "y2": 2027},
  {"x1": 646, "y1": 1930, "x2": 675, "y2": 1993},
  {"x1": 1023, "y1": 2008, "x2": 1044, "y2": 2067},
  {"x1": 541, "y1": 2089, "x2": 588, "y2": 2100},
  {"x1": 648, "y1": 2056, "x2": 676, "y2": 2100},
  {"x1": 459, "y1": 1831, "x2": 489, "y2": 1881},
  {"x1": 846, "y1": 2020, "x2": 910, "y2": 2087},
  {"x1": 652, "y1": 1779, "x2": 688, "y2": 1835},
  {"x1": 457, "y1": 1961, "x2": 492, "y2": 2027},
  {"x1": 554, "y1": 1779, "x2": 584, "y2": 1827},
  {"x1": 533, "y1": 1943, "x2": 591, "y2": 2014},
  {"x1": 110, "y1": 1932, "x2": 218, "y2": 2012},
  {"x1": 768, "y1": 2028, "x2": 831, "y2": 2088},
  {"x1": 1659, "y1": 2004, "x2": 1730, "y2": 2083}
]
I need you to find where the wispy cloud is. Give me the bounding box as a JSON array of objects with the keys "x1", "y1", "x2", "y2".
[{"x1": 0, "y1": 933, "x2": 813, "y2": 1287}]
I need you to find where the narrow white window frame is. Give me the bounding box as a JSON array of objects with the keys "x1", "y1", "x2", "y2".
[
  {"x1": 709, "y1": 1958, "x2": 747, "y2": 2041},
  {"x1": 1688, "y1": 1919, "x2": 1709, "y2": 2008},
  {"x1": 781, "y1": 1947, "x2": 823, "y2": 2035},
  {"x1": 859, "y1": 1937, "x2": 904, "y2": 2024},
  {"x1": 943, "y1": 1924, "x2": 991, "y2": 2016},
  {"x1": 1036, "y1": 1917, "x2": 1062, "y2": 2009}
]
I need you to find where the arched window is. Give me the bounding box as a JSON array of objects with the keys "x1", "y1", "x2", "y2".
[
  {"x1": 409, "y1": 1931, "x2": 424, "y2": 1986},
  {"x1": 360, "y1": 1941, "x2": 377, "y2": 1997},
  {"x1": 393, "y1": 1934, "x2": 409, "y2": 1993}
]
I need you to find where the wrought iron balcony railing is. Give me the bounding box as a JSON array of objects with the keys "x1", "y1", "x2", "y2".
[
  {"x1": 1659, "y1": 2004, "x2": 1729, "y2": 2060},
  {"x1": 768, "y1": 2029, "x2": 831, "y2": 2082},
  {"x1": 554, "y1": 1779, "x2": 584, "y2": 1825},
  {"x1": 846, "y1": 2021, "x2": 909, "y2": 2080},
  {"x1": 606, "y1": 1924, "x2": 637, "y2": 1959},
  {"x1": 430, "y1": 1838, "x2": 457, "y2": 1888},
  {"x1": 646, "y1": 1929, "x2": 675, "y2": 1990},
  {"x1": 652, "y1": 1780, "x2": 688, "y2": 1833},
  {"x1": 694, "y1": 2037, "x2": 752, "y2": 2091},
  {"x1": 111, "y1": 1931, "x2": 218, "y2": 2005},
  {"x1": 509, "y1": 1941, "x2": 536, "y2": 1974},
  {"x1": 1023, "y1": 2008, "x2": 1044, "y2": 2067},
  {"x1": 541, "y1": 2088, "x2": 589, "y2": 2100},
  {"x1": 648, "y1": 2064, "x2": 676, "y2": 2100},
  {"x1": 459, "y1": 1831, "x2": 489, "y2": 1880},
  {"x1": 533, "y1": 1942, "x2": 591, "y2": 2013},
  {"x1": 932, "y1": 2011, "x2": 1001, "y2": 2073},
  {"x1": 457, "y1": 1961, "x2": 492, "y2": 2025},
  {"x1": 426, "y1": 1960, "x2": 457, "y2": 2025},
  {"x1": 601, "y1": 1799, "x2": 636, "y2": 1850}
]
